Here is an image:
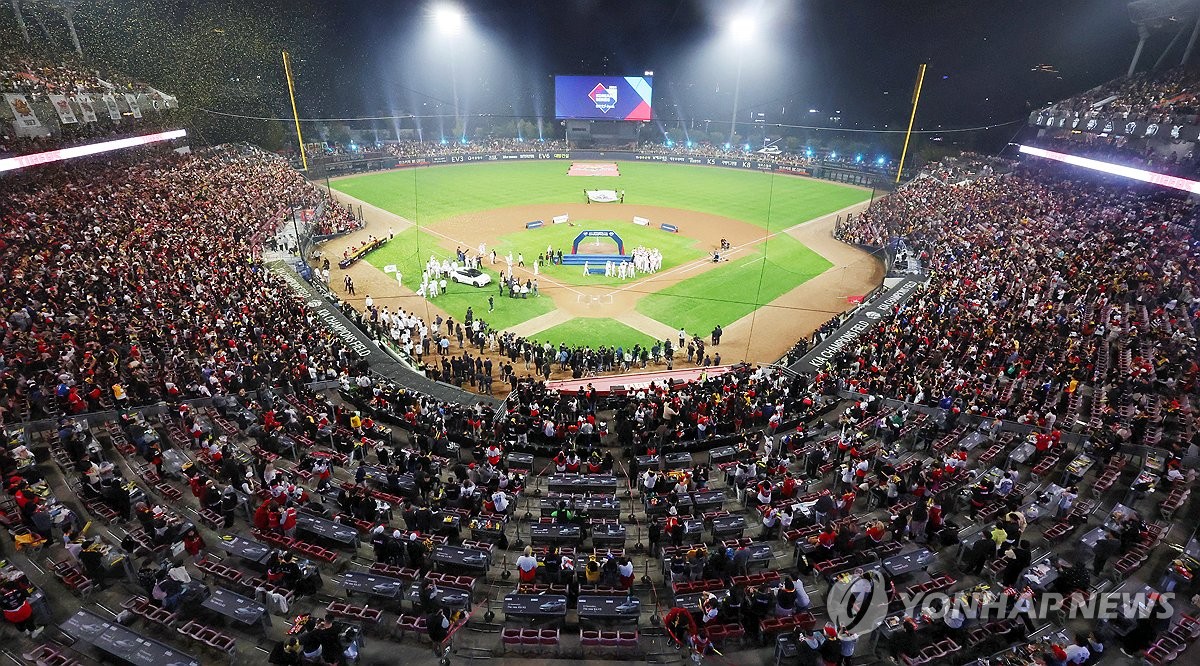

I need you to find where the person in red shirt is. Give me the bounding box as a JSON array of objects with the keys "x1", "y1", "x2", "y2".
[
  {"x1": 816, "y1": 524, "x2": 839, "y2": 559},
  {"x1": 927, "y1": 500, "x2": 944, "y2": 535},
  {"x1": 280, "y1": 504, "x2": 298, "y2": 538},
  {"x1": 1034, "y1": 432, "x2": 1052, "y2": 460},
  {"x1": 182, "y1": 528, "x2": 206, "y2": 561},
  {"x1": 781, "y1": 473, "x2": 797, "y2": 499},
  {"x1": 839, "y1": 490, "x2": 856, "y2": 514},
  {"x1": 865, "y1": 520, "x2": 886, "y2": 543},
  {"x1": 0, "y1": 583, "x2": 41, "y2": 638},
  {"x1": 253, "y1": 500, "x2": 272, "y2": 531}
]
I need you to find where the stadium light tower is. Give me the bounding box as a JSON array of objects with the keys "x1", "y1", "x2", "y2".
[
  {"x1": 727, "y1": 12, "x2": 757, "y2": 145},
  {"x1": 434, "y1": 3, "x2": 466, "y2": 34},
  {"x1": 431, "y1": 2, "x2": 467, "y2": 141}
]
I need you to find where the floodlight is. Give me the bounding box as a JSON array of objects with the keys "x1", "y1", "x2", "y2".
[
  {"x1": 728, "y1": 14, "x2": 756, "y2": 43},
  {"x1": 434, "y1": 3, "x2": 465, "y2": 34}
]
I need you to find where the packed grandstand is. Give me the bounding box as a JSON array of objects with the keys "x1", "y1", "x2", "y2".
[{"x1": 1, "y1": 22, "x2": 1200, "y2": 666}]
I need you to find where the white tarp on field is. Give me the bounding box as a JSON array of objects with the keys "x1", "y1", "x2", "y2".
[{"x1": 586, "y1": 189, "x2": 620, "y2": 203}]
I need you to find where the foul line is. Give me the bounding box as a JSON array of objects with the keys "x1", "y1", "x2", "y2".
[{"x1": 327, "y1": 188, "x2": 588, "y2": 299}]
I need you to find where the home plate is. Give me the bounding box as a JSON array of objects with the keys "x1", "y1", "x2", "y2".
[{"x1": 576, "y1": 294, "x2": 614, "y2": 305}]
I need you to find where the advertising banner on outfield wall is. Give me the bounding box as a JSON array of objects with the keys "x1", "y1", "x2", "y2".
[
  {"x1": 1030, "y1": 111, "x2": 1200, "y2": 142},
  {"x1": 630, "y1": 153, "x2": 806, "y2": 174},
  {"x1": 325, "y1": 150, "x2": 813, "y2": 177}
]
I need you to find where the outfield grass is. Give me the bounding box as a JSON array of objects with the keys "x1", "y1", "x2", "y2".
[
  {"x1": 636, "y1": 234, "x2": 833, "y2": 336},
  {"x1": 339, "y1": 160, "x2": 864, "y2": 348},
  {"x1": 365, "y1": 228, "x2": 554, "y2": 330},
  {"x1": 488, "y1": 221, "x2": 709, "y2": 287},
  {"x1": 530, "y1": 318, "x2": 658, "y2": 351},
  {"x1": 332, "y1": 161, "x2": 868, "y2": 231}
]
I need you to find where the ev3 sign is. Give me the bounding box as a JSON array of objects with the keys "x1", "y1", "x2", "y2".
[{"x1": 589, "y1": 83, "x2": 618, "y2": 113}]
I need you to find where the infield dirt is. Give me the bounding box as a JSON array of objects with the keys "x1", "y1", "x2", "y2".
[{"x1": 318, "y1": 175, "x2": 880, "y2": 380}]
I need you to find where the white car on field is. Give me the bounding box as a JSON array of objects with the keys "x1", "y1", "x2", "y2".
[{"x1": 450, "y1": 267, "x2": 492, "y2": 287}]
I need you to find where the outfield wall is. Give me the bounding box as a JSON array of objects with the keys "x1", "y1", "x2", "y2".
[{"x1": 316, "y1": 150, "x2": 885, "y2": 189}]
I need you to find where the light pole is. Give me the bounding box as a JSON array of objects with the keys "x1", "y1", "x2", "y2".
[
  {"x1": 434, "y1": 4, "x2": 465, "y2": 141},
  {"x1": 727, "y1": 14, "x2": 755, "y2": 146}
]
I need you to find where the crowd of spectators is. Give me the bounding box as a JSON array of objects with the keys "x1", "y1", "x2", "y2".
[
  {"x1": 1, "y1": 50, "x2": 176, "y2": 158},
  {"x1": 309, "y1": 191, "x2": 361, "y2": 238},
  {"x1": 0, "y1": 144, "x2": 373, "y2": 426},
  {"x1": 0, "y1": 48, "x2": 165, "y2": 110},
  {"x1": 834, "y1": 160, "x2": 1199, "y2": 454},
  {"x1": 302, "y1": 138, "x2": 569, "y2": 163},
  {"x1": 1037, "y1": 66, "x2": 1200, "y2": 125}
]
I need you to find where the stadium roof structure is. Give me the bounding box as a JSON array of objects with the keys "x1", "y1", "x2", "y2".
[
  {"x1": 1129, "y1": 0, "x2": 1198, "y2": 28},
  {"x1": 1126, "y1": 0, "x2": 1200, "y2": 73}
]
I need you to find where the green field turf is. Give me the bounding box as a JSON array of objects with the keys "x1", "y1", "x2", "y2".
[
  {"x1": 529, "y1": 318, "x2": 658, "y2": 351},
  {"x1": 365, "y1": 228, "x2": 554, "y2": 330},
  {"x1": 338, "y1": 161, "x2": 866, "y2": 349},
  {"x1": 332, "y1": 161, "x2": 868, "y2": 231},
  {"x1": 487, "y1": 221, "x2": 709, "y2": 287},
  {"x1": 636, "y1": 234, "x2": 833, "y2": 336}
]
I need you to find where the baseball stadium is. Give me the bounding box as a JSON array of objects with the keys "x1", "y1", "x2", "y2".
[{"x1": 0, "y1": 1, "x2": 1198, "y2": 666}]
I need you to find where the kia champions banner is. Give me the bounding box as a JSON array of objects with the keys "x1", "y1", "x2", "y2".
[{"x1": 555, "y1": 75, "x2": 653, "y2": 121}]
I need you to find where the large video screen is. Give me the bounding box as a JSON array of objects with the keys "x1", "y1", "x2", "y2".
[{"x1": 555, "y1": 75, "x2": 653, "y2": 121}]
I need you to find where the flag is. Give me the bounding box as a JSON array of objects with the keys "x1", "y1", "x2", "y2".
[
  {"x1": 148, "y1": 87, "x2": 179, "y2": 109},
  {"x1": 76, "y1": 95, "x2": 98, "y2": 123},
  {"x1": 102, "y1": 94, "x2": 121, "y2": 121},
  {"x1": 48, "y1": 94, "x2": 79, "y2": 124},
  {"x1": 4, "y1": 93, "x2": 42, "y2": 129},
  {"x1": 124, "y1": 93, "x2": 142, "y2": 119}
]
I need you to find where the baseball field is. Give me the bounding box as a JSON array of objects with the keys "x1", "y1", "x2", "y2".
[{"x1": 327, "y1": 160, "x2": 882, "y2": 362}]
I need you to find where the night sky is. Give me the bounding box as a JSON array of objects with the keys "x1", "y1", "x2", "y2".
[
  {"x1": 24, "y1": 0, "x2": 1171, "y2": 148},
  {"x1": 308, "y1": 0, "x2": 1146, "y2": 132}
]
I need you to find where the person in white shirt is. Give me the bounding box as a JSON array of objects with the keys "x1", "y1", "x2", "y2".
[
  {"x1": 1056, "y1": 486, "x2": 1078, "y2": 519},
  {"x1": 778, "y1": 507, "x2": 794, "y2": 534},
  {"x1": 1065, "y1": 636, "x2": 1091, "y2": 665},
  {"x1": 492, "y1": 491, "x2": 509, "y2": 514},
  {"x1": 643, "y1": 470, "x2": 659, "y2": 494},
  {"x1": 515, "y1": 546, "x2": 539, "y2": 582},
  {"x1": 996, "y1": 471, "x2": 1016, "y2": 496},
  {"x1": 617, "y1": 559, "x2": 634, "y2": 583}
]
